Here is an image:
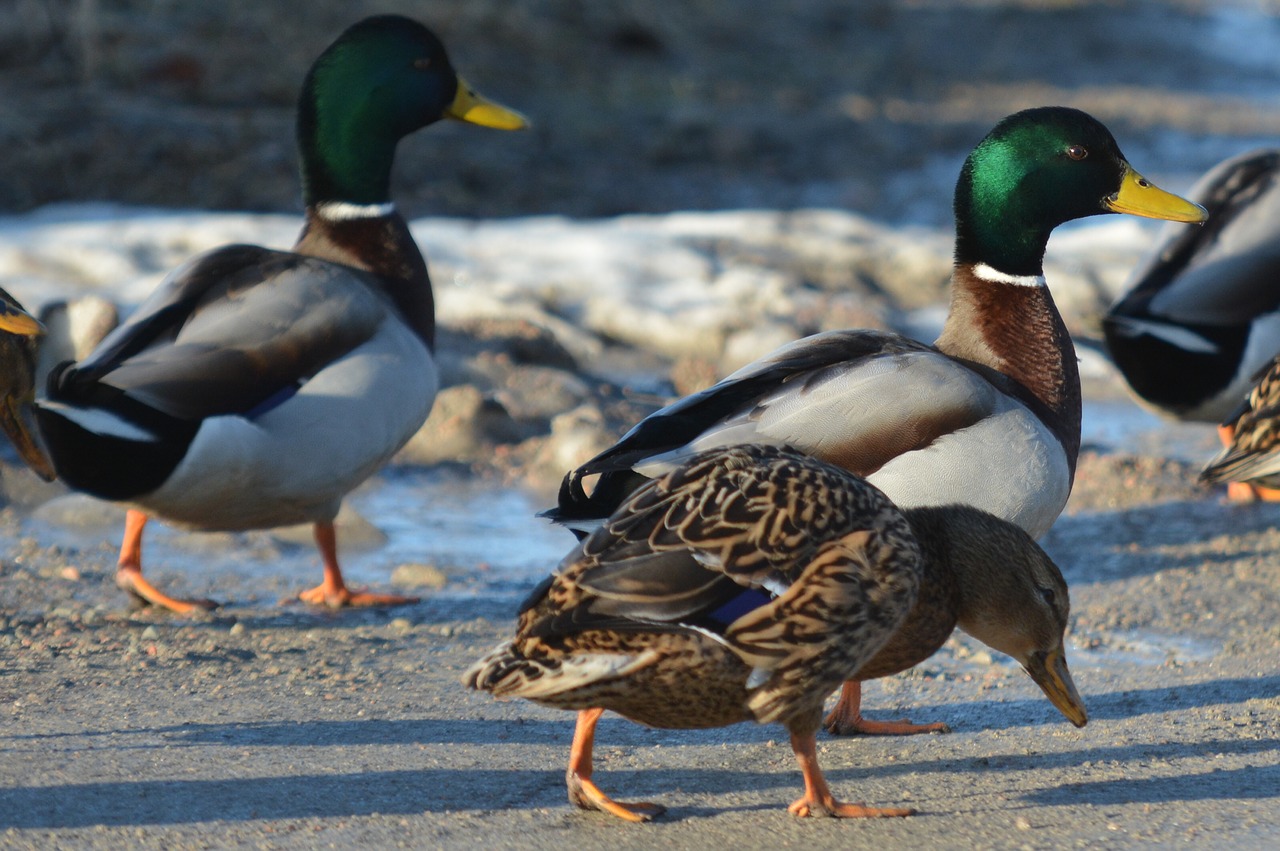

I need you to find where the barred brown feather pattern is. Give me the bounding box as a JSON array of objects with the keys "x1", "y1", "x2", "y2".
[
  {"x1": 589, "y1": 444, "x2": 908, "y2": 587},
  {"x1": 1202, "y1": 355, "x2": 1280, "y2": 487},
  {"x1": 465, "y1": 444, "x2": 924, "y2": 734}
]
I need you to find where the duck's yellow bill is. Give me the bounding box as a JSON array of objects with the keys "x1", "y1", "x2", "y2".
[
  {"x1": 1, "y1": 396, "x2": 55, "y2": 482},
  {"x1": 0, "y1": 303, "x2": 44, "y2": 337},
  {"x1": 1105, "y1": 166, "x2": 1208, "y2": 223},
  {"x1": 447, "y1": 77, "x2": 529, "y2": 131},
  {"x1": 1023, "y1": 646, "x2": 1088, "y2": 728}
]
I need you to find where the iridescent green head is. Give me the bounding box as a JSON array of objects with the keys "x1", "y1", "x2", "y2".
[
  {"x1": 297, "y1": 15, "x2": 527, "y2": 207},
  {"x1": 954, "y1": 106, "x2": 1205, "y2": 276}
]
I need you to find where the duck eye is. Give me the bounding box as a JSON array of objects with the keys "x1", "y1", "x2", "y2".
[
  {"x1": 1039, "y1": 587, "x2": 1057, "y2": 606},
  {"x1": 1066, "y1": 145, "x2": 1088, "y2": 161},
  {"x1": 413, "y1": 58, "x2": 432, "y2": 70}
]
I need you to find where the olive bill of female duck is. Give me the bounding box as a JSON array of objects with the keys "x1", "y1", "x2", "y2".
[
  {"x1": 1104, "y1": 165, "x2": 1207, "y2": 223},
  {"x1": 1023, "y1": 645, "x2": 1087, "y2": 728},
  {"x1": 0, "y1": 306, "x2": 56, "y2": 481}
]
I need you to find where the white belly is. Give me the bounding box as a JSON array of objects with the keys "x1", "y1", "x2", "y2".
[
  {"x1": 134, "y1": 321, "x2": 437, "y2": 531},
  {"x1": 867, "y1": 403, "x2": 1071, "y2": 540}
]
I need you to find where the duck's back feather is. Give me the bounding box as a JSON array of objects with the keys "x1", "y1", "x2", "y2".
[
  {"x1": 551, "y1": 329, "x2": 1069, "y2": 538},
  {"x1": 52, "y1": 245, "x2": 387, "y2": 420},
  {"x1": 476, "y1": 446, "x2": 922, "y2": 728}
]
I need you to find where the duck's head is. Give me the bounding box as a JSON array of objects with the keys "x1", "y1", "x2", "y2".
[
  {"x1": 0, "y1": 292, "x2": 55, "y2": 482},
  {"x1": 298, "y1": 15, "x2": 528, "y2": 207},
  {"x1": 916, "y1": 504, "x2": 1088, "y2": 728},
  {"x1": 954, "y1": 106, "x2": 1207, "y2": 277}
]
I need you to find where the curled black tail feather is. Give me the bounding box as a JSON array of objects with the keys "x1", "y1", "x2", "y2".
[{"x1": 539, "y1": 466, "x2": 653, "y2": 537}]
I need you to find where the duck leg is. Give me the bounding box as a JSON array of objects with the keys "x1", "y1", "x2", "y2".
[
  {"x1": 565, "y1": 707, "x2": 666, "y2": 822},
  {"x1": 1216, "y1": 425, "x2": 1280, "y2": 502},
  {"x1": 787, "y1": 729, "x2": 915, "y2": 819},
  {"x1": 824, "y1": 680, "x2": 951, "y2": 736},
  {"x1": 115, "y1": 509, "x2": 219, "y2": 612},
  {"x1": 296, "y1": 521, "x2": 420, "y2": 608}
]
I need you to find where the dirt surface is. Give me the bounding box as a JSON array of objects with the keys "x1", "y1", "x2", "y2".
[
  {"x1": 3, "y1": 1, "x2": 1280, "y2": 848},
  {"x1": 1, "y1": 397, "x2": 1279, "y2": 849}
]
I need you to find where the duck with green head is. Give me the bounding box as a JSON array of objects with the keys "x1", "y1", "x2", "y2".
[
  {"x1": 545, "y1": 106, "x2": 1205, "y2": 735},
  {"x1": 0, "y1": 15, "x2": 527, "y2": 612}
]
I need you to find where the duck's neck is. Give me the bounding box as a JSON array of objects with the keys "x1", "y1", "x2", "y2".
[
  {"x1": 294, "y1": 204, "x2": 435, "y2": 349},
  {"x1": 935, "y1": 262, "x2": 1081, "y2": 473},
  {"x1": 297, "y1": 81, "x2": 402, "y2": 207},
  {"x1": 854, "y1": 510, "x2": 962, "y2": 680}
]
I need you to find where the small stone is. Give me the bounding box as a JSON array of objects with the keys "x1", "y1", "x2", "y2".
[
  {"x1": 391, "y1": 563, "x2": 448, "y2": 590},
  {"x1": 228, "y1": 623, "x2": 246, "y2": 636},
  {"x1": 388, "y1": 618, "x2": 413, "y2": 632},
  {"x1": 59, "y1": 566, "x2": 81, "y2": 582},
  {"x1": 1015, "y1": 816, "x2": 1033, "y2": 831},
  {"x1": 141, "y1": 626, "x2": 160, "y2": 640},
  {"x1": 398, "y1": 385, "x2": 522, "y2": 464}
]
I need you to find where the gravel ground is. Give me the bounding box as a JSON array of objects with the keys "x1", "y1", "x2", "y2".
[{"x1": 1, "y1": 415, "x2": 1278, "y2": 849}]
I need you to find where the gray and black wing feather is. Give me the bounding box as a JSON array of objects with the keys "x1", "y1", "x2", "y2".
[
  {"x1": 37, "y1": 244, "x2": 388, "y2": 499},
  {"x1": 547, "y1": 330, "x2": 929, "y2": 530}
]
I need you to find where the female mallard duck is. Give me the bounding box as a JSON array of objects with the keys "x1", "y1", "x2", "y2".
[
  {"x1": 469, "y1": 445, "x2": 1087, "y2": 822},
  {"x1": 546, "y1": 107, "x2": 1202, "y2": 734},
  {"x1": 1199, "y1": 354, "x2": 1280, "y2": 501},
  {"x1": 1103, "y1": 149, "x2": 1280, "y2": 423},
  {"x1": 0, "y1": 16, "x2": 527, "y2": 612}
]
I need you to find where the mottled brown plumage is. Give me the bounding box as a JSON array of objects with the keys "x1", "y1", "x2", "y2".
[
  {"x1": 1201, "y1": 355, "x2": 1280, "y2": 494},
  {"x1": 467, "y1": 444, "x2": 1087, "y2": 821},
  {"x1": 826, "y1": 503, "x2": 1085, "y2": 735}
]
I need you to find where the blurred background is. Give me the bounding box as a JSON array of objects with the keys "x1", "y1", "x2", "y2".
[{"x1": 2, "y1": 0, "x2": 1278, "y2": 224}]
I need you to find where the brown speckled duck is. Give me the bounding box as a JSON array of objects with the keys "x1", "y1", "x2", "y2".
[
  {"x1": 469, "y1": 445, "x2": 1087, "y2": 822},
  {"x1": 544, "y1": 107, "x2": 1202, "y2": 735},
  {"x1": 1200, "y1": 355, "x2": 1280, "y2": 500},
  {"x1": 0, "y1": 16, "x2": 527, "y2": 612}
]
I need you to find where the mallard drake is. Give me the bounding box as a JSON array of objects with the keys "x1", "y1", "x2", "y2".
[
  {"x1": 1199, "y1": 354, "x2": 1280, "y2": 500},
  {"x1": 546, "y1": 107, "x2": 1203, "y2": 734},
  {"x1": 0, "y1": 16, "x2": 527, "y2": 612},
  {"x1": 469, "y1": 445, "x2": 1086, "y2": 821},
  {"x1": 1103, "y1": 149, "x2": 1280, "y2": 423}
]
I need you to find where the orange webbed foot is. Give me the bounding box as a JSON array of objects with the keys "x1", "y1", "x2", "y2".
[
  {"x1": 296, "y1": 584, "x2": 420, "y2": 608},
  {"x1": 116, "y1": 567, "x2": 219, "y2": 614},
  {"x1": 302, "y1": 521, "x2": 419, "y2": 608},
  {"x1": 825, "y1": 712, "x2": 952, "y2": 736},
  {"x1": 567, "y1": 771, "x2": 666, "y2": 822},
  {"x1": 824, "y1": 680, "x2": 950, "y2": 736},
  {"x1": 788, "y1": 794, "x2": 915, "y2": 819},
  {"x1": 788, "y1": 729, "x2": 915, "y2": 819}
]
